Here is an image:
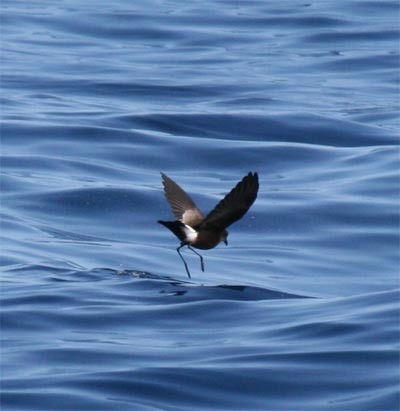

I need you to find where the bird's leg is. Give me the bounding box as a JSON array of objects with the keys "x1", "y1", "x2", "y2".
[
  {"x1": 188, "y1": 246, "x2": 205, "y2": 272},
  {"x1": 177, "y1": 244, "x2": 191, "y2": 278}
]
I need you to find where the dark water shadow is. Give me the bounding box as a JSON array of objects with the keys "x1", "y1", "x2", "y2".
[{"x1": 115, "y1": 269, "x2": 314, "y2": 301}]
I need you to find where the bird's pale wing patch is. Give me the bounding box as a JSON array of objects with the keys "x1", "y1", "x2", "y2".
[{"x1": 161, "y1": 173, "x2": 204, "y2": 226}]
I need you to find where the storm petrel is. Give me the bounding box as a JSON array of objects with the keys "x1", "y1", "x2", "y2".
[{"x1": 158, "y1": 172, "x2": 259, "y2": 278}]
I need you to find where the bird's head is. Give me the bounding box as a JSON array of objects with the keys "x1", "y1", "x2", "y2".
[{"x1": 221, "y1": 230, "x2": 228, "y2": 246}]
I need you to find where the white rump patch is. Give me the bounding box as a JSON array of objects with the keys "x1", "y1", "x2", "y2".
[{"x1": 181, "y1": 224, "x2": 198, "y2": 243}]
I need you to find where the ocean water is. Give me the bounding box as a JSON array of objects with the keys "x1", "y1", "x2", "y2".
[{"x1": 1, "y1": 0, "x2": 399, "y2": 410}]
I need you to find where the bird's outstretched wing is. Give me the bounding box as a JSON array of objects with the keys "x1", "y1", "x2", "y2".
[
  {"x1": 199, "y1": 172, "x2": 259, "y2": 231},
  {"x1": 161, "y1": 173, "x2": 204, "y2": 226}
]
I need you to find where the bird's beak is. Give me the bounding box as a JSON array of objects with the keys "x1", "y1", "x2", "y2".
[{"x1": 224, "y1": 239, "x2": 228, "y2": 246}]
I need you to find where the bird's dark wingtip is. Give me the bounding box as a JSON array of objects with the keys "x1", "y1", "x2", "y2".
[
  {"x1": 246, "y1": 171, "x2": 259, "y2": 183},
  {"x1": 245, "y1": 172, "x2": 259, "y2": 199},
  {"x1": 160, "y1": 172, "x2": 169, "y2": 188}
]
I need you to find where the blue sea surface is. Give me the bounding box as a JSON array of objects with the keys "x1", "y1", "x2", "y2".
[{"x1": 1, "y1": 0, "x2": 399, "y2": 410}]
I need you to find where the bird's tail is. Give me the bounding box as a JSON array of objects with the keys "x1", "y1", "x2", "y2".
[{"x1": 158, "y1": 220, "x2": 188, "y2": 243}]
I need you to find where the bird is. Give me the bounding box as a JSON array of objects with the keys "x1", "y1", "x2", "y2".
[{"x1": 158, "y1": 172, "x2": 259, "y2": 278}]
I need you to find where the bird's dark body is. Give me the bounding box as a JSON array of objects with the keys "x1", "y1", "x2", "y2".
[
  {"x1": 158, "y1": 172, "x2": 259, "y2": 277},
  {"x1": 191, "y1": 230, "x2": 224, "y2": 250},
  {"x1": 158, "y1": 220, "x2": 223, "y2": 250}
]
